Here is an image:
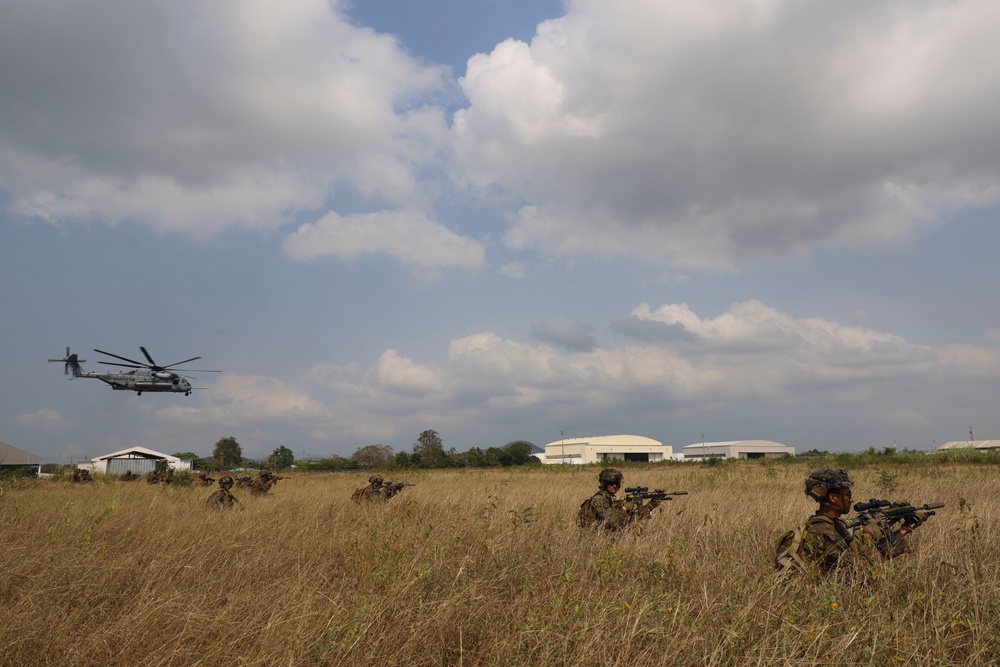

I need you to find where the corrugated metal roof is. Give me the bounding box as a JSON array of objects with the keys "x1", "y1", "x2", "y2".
[
  {"x1": 0, "y1": 441, "x2": 43, "y2": 466},
  {"x1": 936, "y1": 440, "x2": 1000, "y2": 451},
  {"x1": 92, "y1": 446, "x2": 179, "y2": 462}
]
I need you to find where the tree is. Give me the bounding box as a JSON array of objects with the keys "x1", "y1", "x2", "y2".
[
  {"x1": 413, "y1": 430, "x2": 445, "y2": 468},
  {"x1": 212, "y1": 436, "x2": 243, "y2": 469},
  {"x1": 269, "y1": 445, "x2": 295, "y2": 471},
  {"x1": 351, "y1": 444, "x2": 395, "y2": 468},
  {"x1": 503, "y1": 441, "x2": 535, "y2": 466}
]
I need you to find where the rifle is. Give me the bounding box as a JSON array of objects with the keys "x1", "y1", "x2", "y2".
[
  {"x1": 843, "y1": 498, "x2": 944, "y2": 547},
  {"x1": 622, "y1": 486, "x2": 688, "y2": 503},
  {"x1": 384, "y1": 481, "x2": 416, "y2": 494},
  {"x1": 844, "y1": 499, "x2": 945, "y2": 529}
]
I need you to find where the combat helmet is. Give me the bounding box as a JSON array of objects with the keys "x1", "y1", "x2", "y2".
[
  {"x1": 219, "y1": 475, "x2": 234, "y2": 490},
  {"x1": 804, "y1": 468, "x2": 853, "y2": 501},
  {"x1": 369, "y1": 473, "x2": 384, "y2": 486},
  {"x1": 598, "y1": 468, "x2": 623, "y2": 488}
]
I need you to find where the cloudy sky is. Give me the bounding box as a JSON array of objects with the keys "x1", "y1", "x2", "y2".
[{"x1": 3, "y1": 0, "x2": 999, "y2": 463}]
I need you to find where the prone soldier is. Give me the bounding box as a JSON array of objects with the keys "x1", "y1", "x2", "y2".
[
  {"x1": 118, "y1": 469, "x2": 139, "y2": 482},
  {"x1": 196, "y1": 472, "x2": 216, "y2": 487}
]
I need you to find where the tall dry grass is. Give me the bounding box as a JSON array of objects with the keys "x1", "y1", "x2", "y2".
[{"x1": 1, "y1": 462, "x2": 998, "y2": 666}]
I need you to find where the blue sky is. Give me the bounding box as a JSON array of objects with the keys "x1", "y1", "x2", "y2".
[{"x1": 3, "y1": 0, "x2": 1000, "y2": 463}]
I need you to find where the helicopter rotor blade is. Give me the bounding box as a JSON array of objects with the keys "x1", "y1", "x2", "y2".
[
  {"x1": 161, "y1": 356, "x2": 202, "y2": 369},
  {"x1": 98, "y1": 361, "x2": 147, "y2": 369},
  {"x1": 94, "y1": 349, "x2": 150, "y2": 368},
  {"x1": 140, "y1": 347, "x2": 158, "y2": 367}
]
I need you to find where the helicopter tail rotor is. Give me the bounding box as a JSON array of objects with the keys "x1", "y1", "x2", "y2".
[{"x1": 49, "y1": 347, "x2": 86, "y2": 377}]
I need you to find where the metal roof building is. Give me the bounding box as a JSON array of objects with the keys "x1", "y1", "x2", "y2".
[
  {"x1": 935, "y1": 440, "x2": 1000, "y2": 451},
  {"x1": 81, "y1": 446, "x2": 192, "y2": 475},
  {"x1": 681, "y1": 439, "x2": 794, "y2": 460},
  {"x1": 537, "y1": 435, "x2": 672, "y2": 465},
  {"x1": 0, "y1": 441, "x2": 43, "y2": 474}
]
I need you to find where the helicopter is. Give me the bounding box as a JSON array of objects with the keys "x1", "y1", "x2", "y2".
[{"x1": 49, "y1": 346, "x2": 219, "y2": 396}]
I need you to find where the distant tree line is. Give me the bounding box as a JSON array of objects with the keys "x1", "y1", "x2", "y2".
[
  {"x1": 305, "y1": 430, "x2": 541, "y2": 471},
  {"x1": 178, "y1": 431, "x2": 540, "y2": 473}
]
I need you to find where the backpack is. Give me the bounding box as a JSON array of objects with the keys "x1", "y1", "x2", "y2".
[
  {"x1": 578, "y1": 495, "x2": 598, "y2": 528},
  {"x1": 774, "y1": 524, "x2": 808, "y2": 571}
]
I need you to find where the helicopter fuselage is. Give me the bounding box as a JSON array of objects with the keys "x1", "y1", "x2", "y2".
[
  {"x1": 50, "y1": 348, "x2": 212, "y2": 396},
  {"x1": 81, "y1": 369, "x2": 192, "y2": 395}
]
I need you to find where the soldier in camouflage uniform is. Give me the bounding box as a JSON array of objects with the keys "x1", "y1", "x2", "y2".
[
  {"x1": 782, "y1": 468, "x2": 930, "y2": 575},
  {"x1": 578, "y1": 468, "x2": 661, "y2": 531},
  {"x1": 206, "y1": 476, "x2": 240, "y2": 510},
  {"x1": 352, "y1": 473, "x2": 392, "y2": 503},
  {"x1": 72, "y1": 468, "x2": 93, "y2": 483},
  {"x1": 196, "y1": 472, "x2": 216, "y2": 487},
  {"x1": 119, "y1": 469, "x2": 139, "y2": 482},
  {"x1": 249, "y1": 470, "x2": 276, "y2": 496}
]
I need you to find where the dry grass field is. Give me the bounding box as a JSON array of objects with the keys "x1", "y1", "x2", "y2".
[{"x1": 2, "y1": 459, "x2": 999, "y2": 666}]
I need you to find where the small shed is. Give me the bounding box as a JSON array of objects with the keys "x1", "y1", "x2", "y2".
[
  {"x1": 681, "y1": 440, "x2": 794, "y2": 460},
  {"x1": 84, "y1": 446, "x2": 192, "y2": 475},
  {"x1": 0, "y1": 441, "x2": 43, "y2": 475}
]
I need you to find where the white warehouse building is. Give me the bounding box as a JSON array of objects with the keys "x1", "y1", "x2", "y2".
[
  {"x1": 681, "y1": 440, "x2": 794, "y2": 460},
  {"x1": 78, "y1": 446, "x2": 192, "y2": 475},
  {"x1": 537, "y1": 435, "x2": 672, "y2": 465}
]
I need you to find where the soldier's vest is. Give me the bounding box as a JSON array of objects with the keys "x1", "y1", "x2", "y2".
[{"x1": 351, "y1": 487, "x2": 364, "y2": 504}]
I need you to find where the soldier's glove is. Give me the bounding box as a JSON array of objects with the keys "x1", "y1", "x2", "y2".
[
  {"x1": 623, "y1": 500, "x2": 638, "y2": 513},
  {"x1": 903, "y1": 510, "x2": 931, "y2": 528},
  {"x1": 646, "y1": 498, "x2": 661, "y2": 510}
]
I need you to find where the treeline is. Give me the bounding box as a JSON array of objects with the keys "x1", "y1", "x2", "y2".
[
  {"x1": 297, "y1": 430, "x2": 540, "y2": 471},
  {"x1": 173, "y1": 431, "x2": 540, "y2": 473}
]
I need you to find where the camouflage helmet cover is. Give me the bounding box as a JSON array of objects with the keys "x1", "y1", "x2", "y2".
[
  {"x1": 219, "y1": 475, "x2": 234, "y2": 489},
  {"x1": 369, "y1": 473, "x2": 384, "y2": 485},
  {"x1": 598, "y1": 468, "x2": 624, "y2": 487},
  {"x1": 805, "y1": 468, "x2": 853, "y2": 501}
]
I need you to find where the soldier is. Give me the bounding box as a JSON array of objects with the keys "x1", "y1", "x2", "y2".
[
  {"x1": 352, "y1": 473, "x2": 391, "y2": 503},
  {"x1": 578, "y1": 467, "x2": 661, "y2": 531},
  {"x1": 206, "y1": 476, "x2": 240, "y2": 510},
  {"x1": 196, "y1": 472, "x2": 216, "y2": 487},
  {"x1": 72, "y1": 468, "x2": 93, "y2": 483},
  {"x1": 119, "y1": 469, "x2": 138, "y2": 482},
  {"x1": 249, "y1": 471, "x2": 275, "y2": 496},
  {"x1": 776, "y1": 468, "x2": 930, "y2": 575}
]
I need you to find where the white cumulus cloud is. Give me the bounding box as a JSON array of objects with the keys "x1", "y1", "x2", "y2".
[{"x1": 452, "y1": 0, "x2": 1000, "y2": 267}]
